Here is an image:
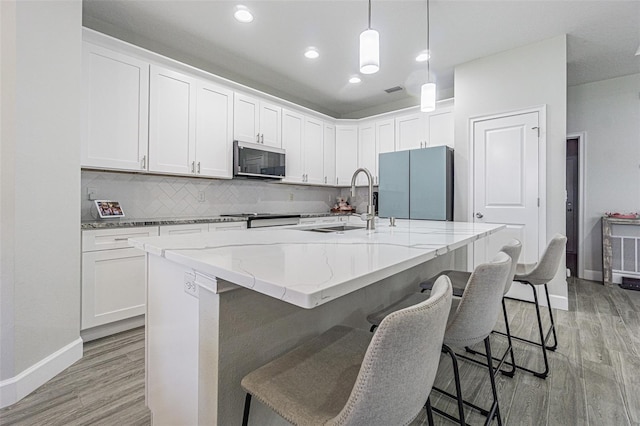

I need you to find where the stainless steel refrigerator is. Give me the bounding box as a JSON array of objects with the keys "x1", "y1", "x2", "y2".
[{"x1": 378, "y1": 146, "x2": 453, "y2": 220}]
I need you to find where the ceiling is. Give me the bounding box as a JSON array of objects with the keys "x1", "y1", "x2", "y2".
[{"x1": 82, "y1": 0, "x2": 640, "y2": 118}]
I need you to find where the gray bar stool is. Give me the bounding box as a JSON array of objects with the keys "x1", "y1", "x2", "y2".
[
  {"x1": 491, "y1": 234, "x2": 567, "y2": 378},
  {"x1": 420, "y1": 239, "x2": 522, "y2": 377},
  {"x1": 240, "y1": 276, "x2": 453, "y2": 426},
  {"x1": 368, "y1": 252, "x2": 513, "y2": 425}
]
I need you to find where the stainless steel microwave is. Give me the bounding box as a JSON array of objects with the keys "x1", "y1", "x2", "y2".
[{"x1": 233, "y1": 140, "x2": 285, "y2": 179}]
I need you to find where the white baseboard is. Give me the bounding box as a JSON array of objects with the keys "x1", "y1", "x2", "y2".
[
  {"x1": 504, "y1": 282, "x2": 568, "y2": 311},
  {"x1": 0, "y1": 337, "x2": 83, "y2": 409},
  {"x1": 583, "y1": 269, "x2": 603, "y2": 282},
  {"x1": 81, "y1": 315, "x2": 144, "y2": 342}
]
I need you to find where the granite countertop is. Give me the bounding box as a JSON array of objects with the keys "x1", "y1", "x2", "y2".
[
  {"x1": 81, "y1": 212, "x2": 350, "y2": 229},
  {"x1": 131, "y1": 219, "x2": 505, "y2": 309}
]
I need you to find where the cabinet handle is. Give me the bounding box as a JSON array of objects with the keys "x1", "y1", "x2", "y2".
[
  {"x1": 141, "y1": 155, "x2": 146, "y2": 169},
  {"x1": 336, "y1": 177, "x2": 339, "y2": 185},
  {"x1": 114, "y1": 237, "x2": 129, "y2": 241},
  {"x1": 197, "y1": 162, "x2": 201, "y2": 174},
  {"x1": 191, "y1": 161, "x2": 196, "y2": 173},
  {"x1": 256, "y1": 133, "x2": 260, "y2": 143},
  {"x1": 261, "y1": 134, "x2": 264, "y2": 144},
  {"x1": 324, "y1": 176, "x2": 327, "y2": 184}
]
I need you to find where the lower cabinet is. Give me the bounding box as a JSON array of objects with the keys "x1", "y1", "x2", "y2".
[
  {"x1": 81, "y1": 226, "x2": 159, "y2": 331},
  {"x1": 81, "y1": 221, "x2": 248, "y2": 337}
]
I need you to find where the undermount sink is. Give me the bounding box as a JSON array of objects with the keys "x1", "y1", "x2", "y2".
[{"x1": 304, "y1": 225, "x2": 365, "y2": 233}]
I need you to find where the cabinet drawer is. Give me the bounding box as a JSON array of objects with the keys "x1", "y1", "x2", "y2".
[
  {"x1": 209, "y1": 222, "x2": 247, "y2": 231},
  {"x1": 82, "y1": 226, "x2": 160, "y2": 252},
  {"x1": 159, "y1": 223, "x2": 209, "y2": 236}
]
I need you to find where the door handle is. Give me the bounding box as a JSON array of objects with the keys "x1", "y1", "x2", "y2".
[{"x1": 475, "y1": 212, "x2": 484, "y2": 219}]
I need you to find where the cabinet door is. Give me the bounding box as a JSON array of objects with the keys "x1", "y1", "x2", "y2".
[
  {"x1": 304, "y1": 117, "x2": 324, "y2": 185},
  {"x1": 282, "y1": 109, "x2": 305, "y2": 183},
  {"x1": 259, "y1": 101, "x2": 282, "y2": 147},
  {"x1": 395, "y1": 112, "x2": 426, "y2": 151},
  {"x1": 323, "y1": 123, "x2": 336, "y2": 186},
  {"x1": 428, "y1": 110, "x2": 454, "y2": 148},
  {"x1": 82, "y1": 43, "x2": 149, "y2": 171},
  {"x1": 233, "y1": 93, "x2": 260, "y2": 143},
  {"x1": 149, "y1": 65, "x2": 196, "y2": 175},
  {"x1": 335, "y1": 126, "x2": 358, "y2": 186},
  {"x1": 195, "y1": 81, "x2": 234, "y2": 178},
  {"x1": 82, "y1": 247, "x2": 147, "y2": 329},
  {"x1": 375, "y1": 119, "x2": 395, "y2": 184},
  {"x1": 357, "y1": 123, "x2": 376, "y2": 186}
]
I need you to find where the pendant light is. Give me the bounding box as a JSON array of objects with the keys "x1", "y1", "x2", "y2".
[
  {"x1": 359, "y1": 0, "x2": 379, "y2": 74},
  {"x1": 420, "y1": 0, "x2": 436, "y2": 112}
]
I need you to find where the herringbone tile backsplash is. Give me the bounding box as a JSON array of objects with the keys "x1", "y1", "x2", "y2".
[{"x1": 81, "y1": 171, "x2": 343, "y2": 220}]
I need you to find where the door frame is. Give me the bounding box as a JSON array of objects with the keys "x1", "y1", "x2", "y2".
[
  {"x1": 567, "y1": 131, "x2": 586, "y2": 279},
  {"x1": 467, "y1": 105, "x2": 547, "y2": 270}
]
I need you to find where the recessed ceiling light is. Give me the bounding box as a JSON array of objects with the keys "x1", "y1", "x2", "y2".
[
  {"x1": 234, "y1": 5, "x2": 253, "y2": 23},
  {"x1": 304, "y1": 48, "x2": 319, "y2": 59},
  {"x1": 349, "y1": 76, "x2": 362, "y2": 84},
  {"x1": 416, "y1": 50, "x2": 430, "y2": 62}
]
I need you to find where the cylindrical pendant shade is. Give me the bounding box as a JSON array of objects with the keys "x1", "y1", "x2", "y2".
[
  {"x1": 359, "y1": 29, "x2": 379, "y2": 74},
  {"x1": 420, "y1": 82, "x2": 436, "y2": 112}
]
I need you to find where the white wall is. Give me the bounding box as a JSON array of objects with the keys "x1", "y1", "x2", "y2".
[
  {"x1": 568, "y1": 73, "x2": 640, "y2": 280},
  {"x1": 453, "y1": 35, "x2": 568, "y2": 306},
  {"x1": 0, "y1": 0, "x2": 82, "y2": 407}
]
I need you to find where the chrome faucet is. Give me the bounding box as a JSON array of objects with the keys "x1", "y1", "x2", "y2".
[{"x1": 350, "y1": 168, "x2": 375, "y2": 230}]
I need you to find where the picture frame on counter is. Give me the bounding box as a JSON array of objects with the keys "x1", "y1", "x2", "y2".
[{"x1": 95, "y1": 200, "x2": 125, "y2": 218}]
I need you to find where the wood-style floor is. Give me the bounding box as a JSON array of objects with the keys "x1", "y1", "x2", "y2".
[{"x1": 1, "y1": 278, "x2": 639, "y2": 426}]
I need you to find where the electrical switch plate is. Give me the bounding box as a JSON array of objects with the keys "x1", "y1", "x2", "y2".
[
  {"x1": 87, "y1": 187, "x2": 97, "y2": 201},
  {"x1": 184, "y1": 272, "x2": 198, "y2": 298}
]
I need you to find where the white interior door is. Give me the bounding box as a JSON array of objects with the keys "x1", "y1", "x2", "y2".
[{"x1": 473, "y1": 111, "x2": 540, "y2": 267}]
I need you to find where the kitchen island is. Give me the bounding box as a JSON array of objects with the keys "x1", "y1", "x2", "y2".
[{"x1": 131, "y1": 219, "x2": 504, "y2": 425}]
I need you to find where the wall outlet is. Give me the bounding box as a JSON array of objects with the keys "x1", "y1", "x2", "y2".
[
  {"x1": 184, "y1": 272, "x2": 199, "y2": 298},
  {"x1": 87, "y1": 187, "x2": 97, "y2": 201},
  {"x1": 198, "y1": 191, "x2": 206, "y2": 202}
]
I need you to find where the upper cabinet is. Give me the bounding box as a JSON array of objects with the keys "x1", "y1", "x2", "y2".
[
  {"x1": 234, "y1": 93, "x2": 282, "y2": 147},
  {"x1": 304, "y1": 117, "x2": 325, "y2": 185},
  {"x1": 357, "y1": 122, "x2": 376, "y2": 186},
  {"x1": 395, "y1": 112, "x2": 427, "y2": 151},
  {"x1": 81, "y1": 43, "x2": 149, "y2": 171},
  {"x1": 323, "y1": 123, "x2": 336, "y2": 186},
  {"x1": 282, "y1": 109, "x2": 305, "y2": 183},
  {"x1": 335, "y1": 125, "x2": 358, "y2": 186},
  {"x1": 427, "y1": 108, "x2": 454, "y2": 148},
  {"x1": 149, "y1": 65, "x2": 233, "y2": 178}
]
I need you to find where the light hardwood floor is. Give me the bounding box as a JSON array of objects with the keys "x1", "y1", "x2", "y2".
[{"x1": 1, "y1": 278, "x2": 639, "y2": 426}]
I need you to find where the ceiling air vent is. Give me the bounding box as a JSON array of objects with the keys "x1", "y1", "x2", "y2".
[{"x1": 384, "y1": 86, "x2": 404, "y2": 94}]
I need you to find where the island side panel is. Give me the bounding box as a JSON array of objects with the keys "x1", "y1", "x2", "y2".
[
  {"x1": 199, "y1": 252, "x2": 456, "y2": 425},
  {"x1": 146, "y1": 254, "x2": 200, "y2": 426}
]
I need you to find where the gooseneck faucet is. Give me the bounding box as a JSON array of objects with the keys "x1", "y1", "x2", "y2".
[{"x1": 350, "y1": 168, "x2": 375, "y2": 230}]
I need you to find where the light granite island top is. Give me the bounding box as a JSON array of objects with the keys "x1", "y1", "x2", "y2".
[
  {"x1": 131, "y1": 218, "x2": 504, "y2": 426},
  {"x1": 131, "y1": 219, "x2": 505, "y2": 308}
]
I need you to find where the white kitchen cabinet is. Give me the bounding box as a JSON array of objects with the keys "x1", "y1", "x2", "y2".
[
  {"x1": 233, "y1": 93, "x2": 282, "y2": 147},
  {"x1": 375, "y1": 118, "x2": 395, "y2": 184},
  {"x1": 323, "y1": 123, "x2": 336, "y2": 186},
  {"x1": 335, "y1": 125, "x2": 358, "y2": 186},
  {"x1": 81, "y1": 226, "x2": 159, "y2": 330},
  {"x1": 149, "y1": 65, "x2": 233, "y2": 178},
  {"x1": 357, "y1": 122, "x2": 376, "y2": 186},
  {"x1": 159, "y1": 223, "x2": 209, "y2": 236},
  {"x1": 298, "y1": 216, "x2": 348, "y2": 226},
  {"x1": 149, "y1": 65, "x2": 195, "y2": 175},
  {"x1": 304, "y1": 117, "x2": 325, "y2": 185},
  {"x1": 395, "y1": 112, "x2": 427, "y2": 151},
  {"x1": 195, "y1": 81, "x2": 234, "y2": 178},
  {"x1": 81, "y1": 43, "x2": 149, "y2": 171},
  {"x1": 427, "y1": 109, "x2": 454, "y2": 147},
  {"x1": 282, "y1": 109, "x2": 305, "y2": 183}
]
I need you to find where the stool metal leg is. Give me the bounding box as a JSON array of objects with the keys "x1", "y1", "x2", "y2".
[
  {"x1": 543, "y1": 283, "x2": 558, "y2": 351},
  {"x1": 242, "y1": 393, "x2": 252, "y2": 426},
  {"x1": 426, "y1": 397, "x2": 435, "y2": 426},
  {"x1": 483, "y1": 337, "x2": 502, "y2": 426}
]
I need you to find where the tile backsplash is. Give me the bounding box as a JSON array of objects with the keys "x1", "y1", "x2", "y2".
[{"x1": 81, "y1": 171, "x2": 343, "y2": 221}]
